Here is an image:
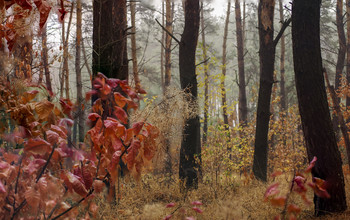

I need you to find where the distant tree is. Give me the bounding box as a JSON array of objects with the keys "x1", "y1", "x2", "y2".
[
  {"x1": 179, "y1": 0, "x2": 201, "y2": 189},
  {"x1": 130, "y1": 1, "x2": 141, "y2": 91},
  {"x1": 41, "y1": 25, "x2": 52, "y2": 94},
  {"x1": 347, "y1": 0, "x2": 350, "y2": 108},
  {"x1": 221, "y1": 0, "x2": 231, "y2": 130},
  {"x1": 93, "y1": 0, "x2": 128, "y2": 79},
  {"x1": 235, "y1": 0, "x2": 247, "y2": 126},
  {"x1": 292, "y1": 0, "x2": 347, "y2": 215},
  {"x1": 75, "y1": 0, "x2": 84, "y2": 142},
  {"x1": 201, "y1": 1, "x2": 209, "y2": 144},
  {"x1": 279, "y1": 0, "x2": 287, "y2": 111}
]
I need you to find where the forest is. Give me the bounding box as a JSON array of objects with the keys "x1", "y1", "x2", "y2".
[{"x1": 1, "y1": 0, "x2": 350, "y2": 219}]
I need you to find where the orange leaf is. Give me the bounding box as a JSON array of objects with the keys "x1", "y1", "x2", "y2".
[
  {"x1": 24, "y1": 138, "x2": 52, "y2": 155},
  {"x1": 35, "y1": 100, "x2": 54, "y2": 121},
  {"x1": 88, "y1": 113, "x2": 101, "y2": 122},
  {"x1": 114, "y1": 92, "x2": 127, "y2": 108},
  {"x1": 287, "y1": 204, "x2": 301, "y2": 214},
  {"x1": 24, "y1": 187, "x2": 40, "y2": 210},
  {"x1": 270, "y1": 196, "x2": 286, "y2": 207},
  {"x1": 114, "y1": 106, "x2": 128, "y2": 124}
]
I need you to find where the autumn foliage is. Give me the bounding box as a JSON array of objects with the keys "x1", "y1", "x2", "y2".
[{"x1": 0, "y1": 72, "x2": 158, "y2": 219}]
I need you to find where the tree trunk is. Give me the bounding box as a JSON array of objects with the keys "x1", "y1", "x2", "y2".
[
  {"x1": 76, "y1": 0, "x2": 84, "y2": 142},
  {"x1": 179, "y1": 0, "x2": 201, "y2": 189},
  {"x1": 130, "y1": 1, "x2": 141, "y2": 91},
  {"x1": 252, "y1": 0, "x2": 275, "y2": 182},
  {"x1": 279, "y1": 0, "x2": 287, "y2": 111},
  {"x1": 346, "y1": 0, "x2": 350, "y2": 109},
  {"x1": 165, "y1": 0, "x2": 173, "y2": 88},
  {"x1": 161, "y1": 0, "x2": 165, "y2": 93},
  {"x1": 42, "y1": 25, "x2": 52, "y2": 94},
  {"x1": 201, "y1": 1, "x2": 209, "y2": 144},
  {"x1": 93, "y1": 0, "x2": 128, "y2": 80},
  {"x1": 221, "y1": 0, "x2": 230, "y2": 130},
  {"x1": 235, "y1": 0, "x2": 248, "y2": 125},
  {"x1": 13, "y1": 34, "x2": 32, "y2": 79},
  {"x1": 292, "y1": 0, "x2": 347, "y2": 215},
  {"x1": 333, "y1": 0, "x2": 346, "y2": 136}
]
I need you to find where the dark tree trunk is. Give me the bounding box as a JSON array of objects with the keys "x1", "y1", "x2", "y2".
[
  {"x1": 93, "y1": 0, "x2": 128, "y2": 79},
  {"x1": 333, "y1": 0, "x2": 346, "y2": 136},
  {"x1": 201, "y1": 1, "x2": 209, "y2": 144},
  {"x1": 292, "y1": 0, "x2": 347, "y2": 215},
  {"x1": 347, "y1": 0, "x2": 350, "y2": 108},
  {"x1": 252, "y1": 0, "x2": 275, "y2": 182},
  {"x1": 42, "y1": 26, "x2": 52, "y2": 94},
  {"x1": 235, "y1": 0, "x2": 248, "y2": 126},
  {"x1": 279, "y1": 0, "x2": 287, "y2": 111},
  {"x1": 221, "y1": 0, "x2": 230, "y2": 130},
  {"x1": 179, "y1": 0, "x2": 201, "y2": 189},
  {"x1": 76, "y1": 0, "x2": 84, "y2": 142}
]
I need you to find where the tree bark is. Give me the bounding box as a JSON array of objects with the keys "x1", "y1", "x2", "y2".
[
  {"x1": 42, "y1": 25, "x2": 52, "y2": 94},
  {"x1": 179, "y1": 0, "x2": 201, "y2": 189},
  {"x1": 201, "y1": 1, "x2": 209, "y2": 144},
  {"x1": 161, "y1": 0, "x2": 165, "y2": 93},
  {"x1": 235, "y1": 0, "x2": 248, "y2": 125},
  {"x1": 252, "y1": 0, "x2": 275, "y2": 182},
  {"x1": 333, "y1": 0, "x2": 346, "y2": 136},
  {"x1": 279, "y1": 0, "x2": 287, "y2": 111},
  {"x1": 93, "y1": 0, "x2": 128, "y2": 80},
  {"x1": 221, "y1": 0, "x2": 230, "y2": 130},
  {"x1": 165, "y1": 0, "x2": 173, "y2": 88},
  {"x1": 76, "y1": 0, "x2": 84, "y2": 142},
  {"x1": 292, "y1": 0, "x2": 347, "y2": 215},
  {"x1": 130, "y1": 1, "x2": 141, "y2": 91},
  {"x1": 346, "y1": 0, "x2": 350, "y2": 108}
]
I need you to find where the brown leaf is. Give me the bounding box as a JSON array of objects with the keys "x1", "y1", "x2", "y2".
[
  {"x1": 24, "y1": 138, "x2": 52, "y2": 155},
  {"x1": 35, "y1": 100, "x2": 54, "y2": 121}
]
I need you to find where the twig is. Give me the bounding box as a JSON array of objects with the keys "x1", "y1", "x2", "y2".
[
  {"x1": 155, "y1": 19, "x2": 181, "y2": 44},
  {"x1": 51, "y1": 189, "x2": 94, "y2": 220},
  {"x1": 36, "y1": 144, "x2": 56, "y2": 183},
  {"x1": 196, "y1": 57, "x2": 210, "y2": 67},
  {"x1": 273, "y1": 17, "x2": 292, "y2": 47}
]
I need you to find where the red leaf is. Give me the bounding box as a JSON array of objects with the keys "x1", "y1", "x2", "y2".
[
  {"x1": 132, "y1": 122, "x2": 144, "y2": 136},
  {"x1": 93, "y1": 180, "x2": 104, "y2": 193},
  {"x1": 24, "y1": 138, "x2": 52, "y2": 155},
  {"x1": 88, "y1": 113, "x2": 101, "y2": 122},
  {"x1": 58, "y1": 0, "x2": 67, "y2": 23},
  {"x1": 24, "y1": 159, "x2": 46, "y2": 175},
  {"x1": 308, "y1": 178, "x2": 330, "y2": 198},
  {"x1": 51, "y1": 124, "x2": 67, "y2": 139},
  {"x1": 33, "y1": 0, "x2": 52, "y2": 30},
  {"x1": 82, "y1": 166, "x2": 93, "y2": 190},
  {"x1": 104, "y1": 117, "x2": 125, "y2": 138},
  {"x1": 166, "y1": 202, "x2": 175, "y2": 208},
  {"x1": 271, "y1": 171, "x2": 283, "y2": 178},
  {"x1": 87, "y1": 118, "x2": 104, "y2": 149},
  {"x1": 191, "y1": 201, "x2": 203, "y2": 206},
  {"x1": 114, "y1": 92, "x2": 127, "y2": 108},
  {"x1": 46, "y1": 130, "x2": 59, "y2": 145},
  {"x1": 264, "y1": 183, "x2": 280, "y2": 201},
  {"x1": 59, "y1": 98, "x2": 73, "y2": 118},
  {"x1": 15, "y1": 0, "x2": 32, "y2": 10},
  {"x1": 305, "y1": 156, "x2": 317, "y2": 173},
  {"x1": 163, "y1": 215, "x2": 172, "y2": 220},
  {"x1": 125, "y1": 139, "x2": 141, "y2": 170},
  {"x1": 61, "y1": 171, "x2": 88, "y2": 197},
  {"x1": 0, "y1": 180, "x2": 6, "y2": 193},
  {"x1": 185, "y1": 217, "x2": 195, "y2": 220},
  {"x1": 293, "y1": 175, "x2": 307, "y2": 193},
  {"x1": 114, "y1": 106, "x2": 128, "y2": 124},
  {"x1": 192, "y1": 207, "x2": 203, "y2": 213}
]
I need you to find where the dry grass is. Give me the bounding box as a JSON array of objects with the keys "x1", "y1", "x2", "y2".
[{"x1": 91, "y1": 172, "x2": 350, "y2": 220}]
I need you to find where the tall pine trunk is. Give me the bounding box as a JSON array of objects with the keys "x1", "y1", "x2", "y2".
[
  {"x1": 235, "y1": 0, "x2": 248, "y2": 126},
  {"x1": 76, "y1": 0, "x2": 84, "y2": 142},
  {"x1": 179, "y1": 0, "x2": 201, "y2": 189},
  {"x1": 221, "y1": 0, "x2": 230, "y2": 130},
  {"x1": 279, "y1": 0, "x2": 287, "y2": 111},
  {"x1": 252, "y1": 0, "x2": 275, "y2": 182},
  {"x1": 292, "y1": 0, "x2": 347, "y2": 215},
  {"x1": 201, "y1": 1, "x2": 209, "y2": 144}
]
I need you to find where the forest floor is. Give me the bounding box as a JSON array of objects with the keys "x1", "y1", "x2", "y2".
[{"x1": 92, "y1": 172, "x2": 350, "y2": 220}]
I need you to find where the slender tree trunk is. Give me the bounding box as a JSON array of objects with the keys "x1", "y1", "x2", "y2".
[
  {"x1": 333, "y1": 0, "x2": 346, "y2": 136},
  {"x1": 235, "y1": 0, "x2": 248, "y2": 125},
  {"x1": 279, "y1": 0, "x2": 287, "y2": 111},
  {"x1": 93, "y1": 0, "x2": 128, "y2": 80},
  {"x1": 42, "y1": 25, "x2": 52, "y2": 94},
  {"x1": 221, "y1": 0, "x2": 230, "y2": 130},
  {"x1": 13, "y1": 34, "x2": 32, "y2": 79},
  {"x1": 201, "y1": 1, "x2": 209, "y2": 144},
  {"x1": 161, "y1": 0, "x2": 165, "y2": 93},
  {"x1": 346, "y1": 0, "x2": 350, "y2": 108},
  {"x1": 179, "y1": 0, "x2": 201, "y2": 189},
  {"x1": 165, "y1": 0, "x2": 173, "y2": 88},
  {"x1": 130, "y1": 1, "x2": 141, "y2": 91},
  {"x1": 76, "y1": 0, "x2": 84, "y2": 142},
  {"x1": 252, "y1": 0, "x2": 275, "y2": 182},
  {"x1": 292, "y1": 0, "x2": 347, "y2": 215}
]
